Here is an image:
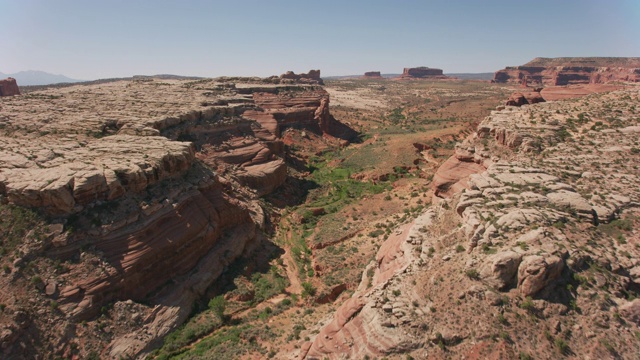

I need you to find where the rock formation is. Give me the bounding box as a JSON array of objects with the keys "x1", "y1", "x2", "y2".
[
  {"x1": 0, "y1": 75, "x2": 355, "y2": 359},
  {"x1": 493, "y1": 57, "x2": 640, "y2": 86},
  {"x1": 0, "y1": 77, "x2": 20, "y2": 96},
  {"x1": 363, "y1": 71, "x2": 382, "y2": 78},
  {"x1": 400, "y1": 67, "x2": 447, "y2": 79},
  {"x1": 504, "y1": 89, "x2": 545, "y2": 107},
  {"x1": 302, "y1": 87, "x2": 640, "y2": 359},
  {"x1": 280, "y1": 70, "x2": 324, "y2": 85}
]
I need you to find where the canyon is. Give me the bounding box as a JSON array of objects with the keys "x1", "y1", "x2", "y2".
[
  {"x1": 0, "y1": 74, "x2": 354, "y2": 358},
  {"x1": 303, "y1": 85, "x2": 640, "y2": 360},
  {"x1": 0, "y1": 66, "x2": 639, "y2": 360}
]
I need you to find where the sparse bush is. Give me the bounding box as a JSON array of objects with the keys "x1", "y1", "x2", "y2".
[{"x1": 465, "y1": 269, "x2": 480, "y2": 280}]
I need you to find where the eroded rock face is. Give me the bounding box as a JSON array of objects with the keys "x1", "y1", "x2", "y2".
[
  {"x1": 0, "y1": 76, "x2": 354, "y2": 359},
  {"x1": 493, "y1": 57, "x2": 640, "y2": 85},
  {"x1": 0, "y1": 77, "x2": 20, "y2": 96},
  {"x1": 432, "y1": 145, "x2": 487, "y2": 197}
]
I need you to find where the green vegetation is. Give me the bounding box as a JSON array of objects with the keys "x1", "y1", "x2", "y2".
[{"x1": 0, "y1": 204, "x2": 47, "y2": 256}]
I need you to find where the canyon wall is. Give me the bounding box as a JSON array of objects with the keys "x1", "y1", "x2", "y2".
[
  {"x1": 493, "y1": 57, "x2": 640, "y2": 86},
  {"x1": 0, "y1": 76, "x2": 352, "y2": 358}
]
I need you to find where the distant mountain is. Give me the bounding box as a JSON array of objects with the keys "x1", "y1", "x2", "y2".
[
  {"x1": 0, "y1": 70, "x2": 84, "y2": 86},
  {"x1": 445, "y1": 73, "x2": 494, "y2": 80}
]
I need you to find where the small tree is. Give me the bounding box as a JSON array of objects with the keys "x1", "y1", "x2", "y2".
[{"x1": 208, "y1": 295, "x2": 226, "y2": 321}]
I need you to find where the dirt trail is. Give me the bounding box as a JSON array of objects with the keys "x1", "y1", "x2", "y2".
[{"x1": 283, "y1": 248, "x2": 303, "y2": 294}]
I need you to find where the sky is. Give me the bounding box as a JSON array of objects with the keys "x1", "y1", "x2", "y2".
[{"x1": 1, "y1": 0, "x2": 639, "y2": 80}]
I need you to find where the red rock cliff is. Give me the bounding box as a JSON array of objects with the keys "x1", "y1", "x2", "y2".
[{"x1": 493, "y1": 57, "x2": 640, "y2": 86}]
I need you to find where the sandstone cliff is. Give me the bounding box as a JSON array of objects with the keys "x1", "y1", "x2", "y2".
[
  {"x1": 493, "y1": 57, "x2": 640, "y2": 86},
  {"x1": 0, "y1": 76, "x2": 353, "y2": 359},
  {"x1": 302, "y1": 88, "x2": 640, "y2": 359}
]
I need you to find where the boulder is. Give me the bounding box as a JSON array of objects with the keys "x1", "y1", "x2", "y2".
[
  {"x1": 481, "y1": 251, "x2": 522, "y2": 290},
  {"x1": 517, "y1": 255, "x2": 564, "y2": 297}
]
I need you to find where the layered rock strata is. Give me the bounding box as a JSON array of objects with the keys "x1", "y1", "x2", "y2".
[
  {"x1": 302, "y1": 88, "x2": 640, "y2": 359},
  {"x1": 0, "y1": 76, "x2": 351, "y2": 358},
  {"x1": 493, "y1": 57, "x2": 640, "y2": 86}
]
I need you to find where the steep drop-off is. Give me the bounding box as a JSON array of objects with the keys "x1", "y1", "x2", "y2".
[
  {"x1": 0, "y1": 76, "x2": 354, "y2": 359},
  {"x1": 493, "y1": 57, "x2": 640, "y2": 86}
]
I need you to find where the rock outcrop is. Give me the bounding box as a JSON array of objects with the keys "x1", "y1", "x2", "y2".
[
  {"x1": 505, "y1": 89, "x2": 545, "y2": 107},
  {"x1": 493, "y1": 57, "x2": 640, "y2": 86},
  {"x1": 400, "y1": 67, "x2": 447, "y2": 79},
  {"x1": 280, "y1": 70, "x2": 324, "y2": 85},
  {"x1": 0, "y1": 77, "x2": 20, "y2": 96},
  {"x1": 302, "y1": 87, "x2": 640, "y2": 359}
]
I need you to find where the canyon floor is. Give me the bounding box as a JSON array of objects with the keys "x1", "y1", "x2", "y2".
[{"x1": 1, "y1": 76, "x2": 639, "y2": 359}]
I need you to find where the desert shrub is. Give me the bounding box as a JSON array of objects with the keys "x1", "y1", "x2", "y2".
[
  {"x1": 465, "y1": 269, "x2": 480, "y2": 280},
  {"x1": 208, "y1": 295, "x2": 226, "y2": 320},
  {"x1": 301, "y1": 282, "x2": 316, "y2": 298}
]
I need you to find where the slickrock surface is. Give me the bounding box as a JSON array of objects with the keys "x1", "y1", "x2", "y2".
[
  {"x1": 494, "y1": 57, "x2": 640, "y2": 86},
  {"x1": 302, "y1": 86, "x2": 640, "y2": 359},
  {"x1": 0, "y1": 76, "x2": 350, "y2": 359}
]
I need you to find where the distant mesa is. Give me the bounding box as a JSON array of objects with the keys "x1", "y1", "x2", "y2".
[
  {"x1": 0, "y1": 77, "x2": 20, "y2": 96},
  {"x1": 279, "y1": 69, "x2": 324, "y2": 85},
  {"x1": 363, "y1": 71, "x2": 382, "y2": 78},
  {"x1": 493, "y1": 57, "x2": 640, "y2": 86},
  {"x1": 400, "y1": 66, "x2": 448, "y2": 79}
]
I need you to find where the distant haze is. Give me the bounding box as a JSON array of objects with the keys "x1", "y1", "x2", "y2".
[
  {"x1": 0, "y1": 71, "x2": 82, "y2": 86},
  {"x1": 2, "y1": 1, "x2": 639, "y2": 79}
]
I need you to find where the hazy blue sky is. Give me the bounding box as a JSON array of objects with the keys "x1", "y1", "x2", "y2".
[{"x1": 1, "y1": 0, "x2": 639, "y2": 79}]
